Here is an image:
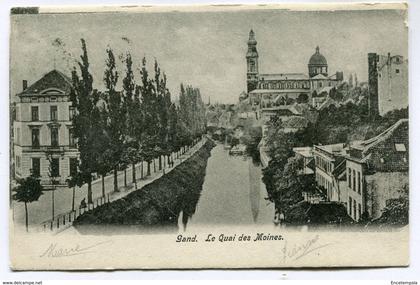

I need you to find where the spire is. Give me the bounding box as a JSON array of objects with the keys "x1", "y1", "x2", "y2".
[
  {"x1": 316, "y1": 46, "x2": 320, "y2": 54},
  {"x1": 248, "y1": 29, "x2": 257, "y2": 45},
  {"x1": 249, "y1": 29, "x2": 255, "y2": 41}
]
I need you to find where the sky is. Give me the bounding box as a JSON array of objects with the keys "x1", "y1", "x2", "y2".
[{"x1": 10, "y1": 6, "x2": 407, "y2": 104}]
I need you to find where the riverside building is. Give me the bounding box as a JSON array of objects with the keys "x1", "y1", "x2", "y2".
[{"x1": 13, "y1": 70, "x2": 78, "y2": 187}]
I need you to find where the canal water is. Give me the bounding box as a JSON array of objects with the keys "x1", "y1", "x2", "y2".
[{"x1": 179, "y1": 144, "x2": 275, "y2": 231}]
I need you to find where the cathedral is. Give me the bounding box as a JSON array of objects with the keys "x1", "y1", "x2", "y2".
[{"x1": 246, "y1": 30, "x2": 343, "y2": 108}]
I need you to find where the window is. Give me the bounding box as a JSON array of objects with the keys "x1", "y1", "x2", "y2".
[
  {"x1": 358, "y1": 203, "x2": 362, "y2": 221},
  {"x1": 353, "y1": 170, "x2": 356, "y2": 192},
  {"x1": 396, "y1": 69, "x2": 400, "y2": 74},
  {"x1": 395, "y1": 143, "x2": 406, "y2": 152},
  {"x1": 16, "y1": 128, "x2": 20, "y2": 145},
  {"x1": 32, "y1": 158, "x2": 40, "y2": 177},
  {"x1": 69, "y1": 106, "x2": 75, "y2": 120},
  {"x1": 31, "y1": 128, "x2": 40, "y2": 148},
  {"x1": 15, "y1": 106, "x2": 19, "y2": 121},
  {"x1": 69, "y1": 158, "x2": 78, "y2": 177},
  {"x1": 249, "y1": 60, "x2": 255, "y2": 72},
  {"x1": 16, "y1": 156, "x2": 20, "y2": 169},
  {"x1": 50, "y1": 158, "x2": 60, "y2": 177},
  {"x1": 31, "y1": 106, "x2": 39, "y2": 121},
  {"x1": 50, "y1": 106, "x2": 58, "y2": 121},
  {"x1": 357, "y1": 172, "x2": 361, "y2": 194},
  {"x1": 353, "y1": 203, "x2": 357, "y2": 220},
  {"x1": 51, "y1": 128, "x2": 59, "y2": 147},
  {"x1": 348, "y1": 168, "x2": 352, "y2": 188},
  {"x1": 349, "y1": 197, "x2": 352, "y2": 216},
  {"x1": 69, "y1": 128, "x2": 76, "y2": 147}
]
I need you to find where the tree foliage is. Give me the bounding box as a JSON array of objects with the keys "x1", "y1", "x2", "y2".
[
  {"x1": 68, "y1": 39, "x2": 207, "y2": 197},
  {"x1": 13, "y1": 176, "x2": 44, "y2": 203},
  {"x1": 262, "y1": 97, "x2": 408, "y2": 223}
]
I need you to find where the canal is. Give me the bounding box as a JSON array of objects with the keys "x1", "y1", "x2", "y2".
[{"x1": 179, "y1": 143, "x2": 275, "y2": 231}]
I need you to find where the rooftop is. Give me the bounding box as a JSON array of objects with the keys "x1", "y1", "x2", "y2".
[
  {"x1": 308, "y1": 46, "x2": 328, "y2": 66},
  {"x1": 283, "y1": 116, "x2": 308, "y2": 129},
  {"x1": 293, "y1": 146, "x2": 313, "y2": 158},
  {"x1": 249, "y1": 89, "x2": 310, "y2": 94},
  {"x1": 315, "y1": 143, "x2": 348, "y2": 156},
  {"x1": 351, "y1": 119, "x2": 408, "y2": 155},
  {"x1": 260, "y1": 105, "x2": 302, "y2": 116},
  {"x1": 348, "y1": 119, "x2": 409, "y2": 167},
  {"x1": 259, "y1": 73, "x2": 309, "y2": 81},
  {"x1": 311, "y1": 74, "x2": 329, "y2": 80},
  {"x1": 19, "y1": 69, "x2": 73, "y2": 96}
]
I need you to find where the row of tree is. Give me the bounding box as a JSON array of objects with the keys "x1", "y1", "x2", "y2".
[
  {"x1": 14, "y1": 37, "x2": 207, "y2": 232},
  {"x1": 70, "y1": 39, "x2": 207, "y2": 204}
]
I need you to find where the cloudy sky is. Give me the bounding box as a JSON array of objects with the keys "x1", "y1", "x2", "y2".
[{"x1": 10, "y1": 6, "x2": 407, "y2": 103}]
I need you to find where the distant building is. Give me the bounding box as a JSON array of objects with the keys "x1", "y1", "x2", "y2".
[
  {"x1": 313, "y1": 143, "x2": 348, "y2": 203},
  {"x1": 345, "y1": 119, "x2": 408, "y2": 221},
  {"x1": 13, "y1": 70, "x2": 78, "y2": 186},
  {"x1": 259, "y1": 105, "x2": 308, "y2": 168},
  {"x1": 293, "y1": 146, "x2": 314, "y2": 176},
  {"x1": 368, "y1": 53, "x2": 408, "y2": 116},
  {"x1": 246, "y1": 30, "x2": 343, "y2": 108}
]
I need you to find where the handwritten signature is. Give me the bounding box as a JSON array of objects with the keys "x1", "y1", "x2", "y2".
[
  {"x1": 39, "y1": 240, "x2": 112, "y2": 258},
  {"x1": 281, "y1": 235, "x2": 332, "y2": 262}
]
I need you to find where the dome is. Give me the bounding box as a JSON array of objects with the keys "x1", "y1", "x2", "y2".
[{"x1": 308, "y1": 46, "x2": 327, "y2": 66}]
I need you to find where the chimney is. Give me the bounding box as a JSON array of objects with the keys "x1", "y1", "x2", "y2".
[{"x1": 22, "y1": 80, "x2": 28, "y2": 91}]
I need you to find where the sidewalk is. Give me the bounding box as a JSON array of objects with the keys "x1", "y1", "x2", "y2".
[{"x1": 11, "y1": 139, "x2": 206, "y2": 232}]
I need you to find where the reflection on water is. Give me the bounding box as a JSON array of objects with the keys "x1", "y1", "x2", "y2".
[
  {"x1": 249, "y1": 160, "x2": 261, "y2": 223},
  {"x1": 179, "y1": 144, "x2": 275, "y2": 230}
]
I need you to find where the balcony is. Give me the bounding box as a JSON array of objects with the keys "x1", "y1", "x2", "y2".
[{"x1": 21, "y1": 145, "x2": 78, "y2": 153}]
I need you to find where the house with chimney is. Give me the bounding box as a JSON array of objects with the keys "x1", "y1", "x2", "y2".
[
  {"x1": 13, "y1": 70, "x2": 78, "y2": 187},
  {"x1": 344, "y1": 119, "x2": 409, "y2": 221}
]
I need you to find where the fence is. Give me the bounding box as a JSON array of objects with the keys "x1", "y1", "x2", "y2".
[
  {"x1": 37, "y1": 137, "x2": 207, "y2": 234},
  {"x1": 39, "y1": 194, "x2": 109, "y2": 233}
]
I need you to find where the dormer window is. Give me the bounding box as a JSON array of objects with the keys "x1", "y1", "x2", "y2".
[{"x1": 395, "y1": 143, "x2": 406, "y2": 152}]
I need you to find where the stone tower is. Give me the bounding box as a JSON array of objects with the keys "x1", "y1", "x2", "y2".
[
  {"x1": 246, "y1": 29, "x2": 259, "y2": 93},
  {"x1": 368, "y1": 53, "x2": 379, "y2": 118}
]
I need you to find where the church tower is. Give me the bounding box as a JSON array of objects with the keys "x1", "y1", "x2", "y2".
[{"x1": 246, "y1": 29, "x2": 259, "y2": 93}]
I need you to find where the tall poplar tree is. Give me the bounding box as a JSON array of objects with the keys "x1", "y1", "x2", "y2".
[
  {"x1": 122, "y1": 52, "x2": 141, "y2": 187},
  {"x1": 70, "y1": 39, "x2": 99, "y2": 204},
  {"x1": 138, "y1": 57, "x2": 156, "y2": 176},
  {"x1": 103, "y1": 47, "x2": 123, "y2": 192}
]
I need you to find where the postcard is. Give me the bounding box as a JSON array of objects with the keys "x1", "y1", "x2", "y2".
[{"x1": 9, "y1": 3, "x2": 409, "y2": 269}]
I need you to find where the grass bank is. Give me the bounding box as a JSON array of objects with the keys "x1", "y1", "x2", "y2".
[{"x1": 73, "y1": 139, "x2": 215, "y2": 230}]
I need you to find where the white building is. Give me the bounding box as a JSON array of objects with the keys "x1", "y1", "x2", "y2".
[{"x1": 13, "y1": 70, "x2": 78, "y2": 187}]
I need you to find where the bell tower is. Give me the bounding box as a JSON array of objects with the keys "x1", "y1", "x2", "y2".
[{"x1": 246, "y1": 29, "x2": 259, "y2": 93}]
